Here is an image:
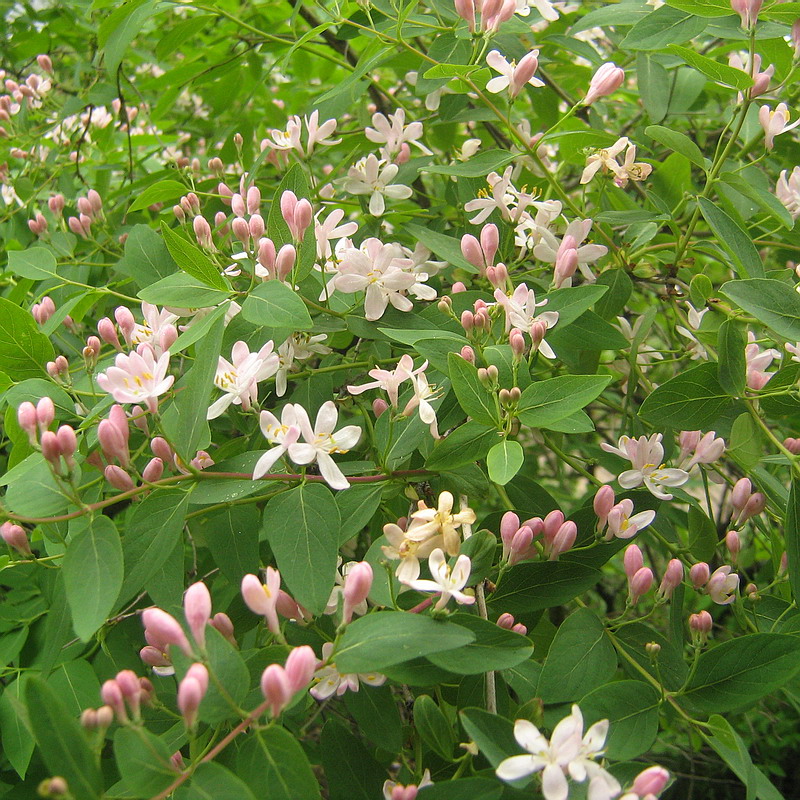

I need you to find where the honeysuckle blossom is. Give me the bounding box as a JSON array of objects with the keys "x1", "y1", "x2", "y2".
[
  {"x1": 708, "y1": 565, "x2": 739, "y2": 605},
  {"x1": 314, "y1": 207, "x2": 359, "y2": 262},
  {"x1": 776, "y1": 167, "x2": 800, "y2": 219},
  {"x1": 759, "y1": 103, "x2": 800, "y2": 150},
  {"x1": 728, "y1": 52, "x2": 774, "y2": 100},
  {"x1": 464, "y1": 167, "x2": 516, "y2": 224},
  {"x1": 290, "y1": 400, "x2": 361, "y2": 490},
  {"x1": 381, "y1": 520, "x2": 444, "y2": 582},
  {"x1": 612, "y1": 140, "x2": 653, "y2": 188},
  {"x1": 207, "y1": 341, "x2": 279, "y2": 419},
  {"x1": 515, "y1": 0, "x2": 560, "y2": 21},
  {"x1": 404, "y1": 491, "x2": 476, "y2": 556},
  {"x1": 496, "y1": 706, "x2": 618, "y2": 800},
  {"x1": 96, "y1": 347, "x2": 174, "y2": 413},
  {"x1": 310, "y1": 642, "x2": 386, "y2": 700},
  {"x1": 601, "y1": 433, "x2": 689, "y2": 500},
  {"x1": 533, "y1": 219, "x2": 608, "y2": 285},
  {"x1": 676, "y1": 301, "x2": 709, "y2": 361},
  {"x1": 332, "y1": 238, "x2": 418, "y2": 321},
  {"x1": 678, "y1": 430, "x2": 726, "y2": 470},
  {"x1": 365, "y1": 108, "x2": 432, "y2": 160},
  {"x1": 494, "y1": 284, "x2": 559, "y2": 358},
  {"x1": 324, "y1": 558, "x2": 369, "y2": 618},
  {"x1": 485, "y1": 49, "x2": 544, "y2": 97},
  {"x1": 124, "y1": 303, "x2": 179, "y2": 352},
  {"x1": 745, "y1": 331, "x2": 781, "y2": 389},
  {"x1": 347, "y1": 354, "x2": 427, "y2": 407},
  {"x1": 266, "y1": 109, "x2": 340, "y2": 157},
  {"x1": 605, "y1": 499, "x2": 656, "y2": 540},
  {"x1": 253, "y1": 405, "x2": 303, "y2": 479},
  {"x1": 383, "y1": 770, "x2": 433, "y2": 800},
  {"x1": 580, "y1": 137, "x2": 630, "y2": 184},
  {"x1": 786, "y1": 341, "x2": 800, "y2": 363},
  {"x1": 343, "y1": 154, "x2": 413, "y2": 216},
  {"x1": 402, "y1": 371, "x2": 442, "y2": 438},
  {"x1": 274, "y1": 333, "x2": 331, "y2": 397},
  {"x1": 401, "y1": 548, "x2": 475, "y2": 610}
]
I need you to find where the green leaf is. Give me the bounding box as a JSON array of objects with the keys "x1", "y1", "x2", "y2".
[
  {"x1": 548, "y1": 311, "x2": 628, "y2": 352},
  {"x1": 683, "y1": 633, "x2": 800, "y2": 712},
  {"x1": 3, "y1": 454, "x2": 71, "y2": 516},
  {"x1": 538, "y1": 608, "x2": 616, "y2": 703},
  {"x1": 666, "y1": 0, "x2": 733, "y2": 16},
  {"x1": 344, "y1": 685, "x2": 403, "y2": 752},
  {"x1": 489, "y1": 562, "x2": 601, "y2": 614},
  {"x1": 336, "y1": 482, "x2": 384, "y2": 545},
  {"x1": 427, "y1": 613, "x2": 534, "y2": 674},
  {"x1": 25, "y1": 678, "x2": 102, "y2": 799},
  {"x1": 262, "y1": 483, "x2": 340, "y2": 615},
  {"x1": 459, "y1": 708, "x2": 518, "y2": 768},
  {"x1": 639, "y1": 362, "x2": 734, "y2": 428},
  {"x1": 595, "y1": 268, "x2": 633, "y2": 320},
  {"x1": 580, "y1": 681, "x2": 661, "y2": 760},
  {"x1": 517, "y1": 375, "x2": 611, "y2": 429},
  {"x1": 542, "y1": 285, "x2": 608, "y2": 327},
  {"x1": 114, "y1": 727, "x2": 176, "y2": 798},
  {"x1": 721, "y1": 278, "x2": 800, "y2": 340},
  {"x1": 7, "y1": 247, "x2": 59, "y2": 280},
  {"x1": 46, "y1": 661, "x2": 101, "y2": 718},
  {"x1": 162, "y1": 313, "x2": 224, "y2": 460},
  {"x1": 175, "y1": 763, "x2": 258, "y2": 800},
  {"x1": 0, "y1": 677, "x2": 34, "y2": 779},
  {"x1": 237, "y1": 727, "x2": 321, "y2": 800},
  {"x1": 667, "y1": 44, "x2": 755, "y2": 90},
  {"x1": 119, "y1": 489, "x2": 188, "y2": 605},
  {"x1": 421, "y1": 149, "x2": 516, "y2": 177},
  {"x1": 320, "y1": 720, "x2": 386, "y2": 800},
  {"x1": 138, "y1": 273, "x2": 230, "y2": 307},
  {"x1": 128, "y1": 179, "x2": 189, "y2": 213},
  {"x1": 448, "y1": 352, "x2": 500, "y2": 426},
  {"x1": 688, "y1": 505, "x2": 718, "y2": 562},
  {"x1": 717, "y1": 318, "x2": 746, "y2": 396},
  {"x1": 419, "y1": 778, "x2": 503, "y2": 800},
  {"x1": 785, "y1": 479, "x2": 800, "y2": 607},
  {"x1": 719, "y1": 171, "x2": 795, "y2": 230},
  {"x1": 727, "y1": 412, "x2": 761, "y2": 472},
  {"x1": 240, "y1": 280, "x2": 313, "y2": 332},
  {"x1": 334, "y1": 611, "x2": 475, "y2": 673},
  {"x1": 620, "y1": 6, "x2": 708, "y2": 50},
  {"x1": 405, "y1": 223, "x2": 478, "y2": 273},
  {"x1": 486, "y1": 439, "x2": 524, "y2": 485},
  {"x1": 63, "y1": 516, "x2": 123, "y2": 641},
  {"x1": 202, "y1": 504, "x2": 260, "y2": 584},
  {"x1": 99, "y1": 0, "x2": 156, "y2": 76},
  {"x1": 424, "y1": 421, "x2": 501, "y2": 470},
  {"x1": 160, "y1": 222, "x2": 229, "y2": 290},
  {"x1": 698, "y1": 197, "x2": 764, "y2": 278},
  {"x1": 0, "y1": 297, "x2": 54, "y2": 379},
  {"x1": 645, "y1": 124, "x2": 710, "y2": 170},
  {"x1": 637, "y1": 54, "x2": 670, "y2": 124},
  {"x1": 414, "y1": 694, "x2": 455, "y2": 760},
  {"x1": 118, "y1": 224, "x2": 178, "y2": 288}
]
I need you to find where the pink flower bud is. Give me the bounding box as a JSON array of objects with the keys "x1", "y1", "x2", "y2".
[
  {"x1": 242, "y1": 569, "x2": 281, "y2": 634},
  {"x1": 542, "y1": 509, "x2": 565, "y2": 546},
  {"x1": 115, "y1": 670, "x2": 142, "y2": 720},
  {"x1": 48, "y1": 194, "x2": 65, "y2": 215},
  {"x1": 231, "y1": 192, "x2": 246, "y2": 217},
  {"x1": 549, "y1": 521, "x2": 577, "y2": 560},
  {"x1": 689, "y1": 609, "x2": 713, "y2": 637},
  {"x1": 293, "y1": 199, "x2": 313, "y2": 241},
  {"x1": 454, "y1": 0, "x2": 476, "y2": 32},
  {"x1": 173, "y1": 205, "x2": 186, "y2": 222},
  {"x1": 276, "y1": 589, "x2": 311, "y2": 623},
  {"x1": 1, "y1": 522, "x2": 31, "y2": 555},
  {"x1": 258, "y1": 237, "x2": 276, "y2": 274},
  {"x1": 510, "y1": 526, "x2": 535, "y2": 565},
  {"x1": 629, "y1": 567, "x2": 653, "y2": 604},
  {"x1": 142, "y1": 457, "x2": 164, "y2": 483},
  {"x1": 500, "y1": 511, "x2": 520, "y2": 547},
  {"x1": 131, "y1": 406, "x2": 149, "y2": 434},
  {"x1": 451, "y1": 281, "x2": 467, "y2": 293},
  {"x1": 105, "y1": 465, "x2": 134, "y2": 491},
  {"x1": 784, "y1": 437, "x2": 800, "y2": 455},
  {"x1": 280, "y1": 189, "x2": 297, "y2": 226},
  {"x1": 512, "y1": 622, "x2": 528, "y2": 635},
  {"x1": 497, "y1": 612, "x2": 515, "y2": 629},
  {"x1": 511, "y1": 51, "x2": 540, "y2": 98},
  {"x1": 725, "y1": 530, "x2": 741, "y2": 563},
  {"x1": 275, "y1": 244, "x2": 296, "y2": 279},
  {"x1": 57, "y1": 425, "x2": 77, "y2": 460},
  {"x1": 140, "y1": 645, "x2": 171, "y2": 668},
  {"x1": 246, "y1": 185, "x2": 261, "y2": 215},
  {"x1": 740, "y1": 492, "x2": 766, "y2": 522},
  {"x1": 584, "y1": 62, "x2": 625, "y2": 106},
  {"x1": 98, "y1": 421, "x2": 129, "y2": 467},
  {"x1": 17, "y1": 401, "x2": 38, "y2": 442},
  {"x1": 530, "y1": 319, "x2": 547, "y2": 349},
  {"x1": 731, "y1": 477, "x2": 752, "y2": 511},
  {"x1": 37, "y1": 54, "x2": 53, "y2": 73},
  {"x1": 631, "y1": 766, "x2": 670, "y2": 797},
  {"x1": 101, "y1": 679, "x2": 128, "y2": 722},
  {"x1": 731, "y1": 0, "x2": 762, "y2": 29},
  {"x1": 372, "y1": 398, "x2": 389, "y2": 418},
  {"x1": 480, "y1": 224, "x2": 498, "y2": 265},
  {"x1": 87, "y1": 189, "x2": 102, "y2": 214},
  {"x1": 77, "y1": 197, "x2": 93, "y2": 217},
  {"x1": 193, "y1": 215, "x2": 213, "y2": 249},
  {"x1": 114, "y1": 306, "x2": 136, "y2": 343},
  {"x1": 142, "y1": 607, "x2": 192, "y2": 656},
  {"x1": 40, "y1": 430, "x2": 62, "y2": 465},
  {"x1": 460, "y1": 310, "x2": 474, "y2": 332},
  {"x1": 184, "y1": 582, "x2": 212, "y2": 648},
  {"x1": 689, "y1": 562, "x2": 710, "y2": 588},
  {"x1": 151, "y1": 436, "x2": 174, "y2": 462},
  {"x1": 210, "y1": 612, "x2": 237, "y2": 646},
  {"x1": 249, "y1": 213, "x2": 265, "y2": 240},
  {"x1": 217, "y1": 183, "x2": 233, "y2": 206},
  {"x1": 343, "y1": 562, "x2": 373, "y2": 623},
  {"x1": 232, "y1": 216, "x2": 250, "y2": 244},
  {"x1": 261, "y1": 664, "x2": 292, "y2": 717},
  {"x1": 285, "y1": 645, "x2": 317, "y2": 692},
  {"x1": 593, "y1": 485, "x2": 615, "y2": 528},
  {"x1": 460, "y1": 234, "x2": 483, "y2": 269},
  {"x1": 97, "y1": 317, "x2": 121, "y2": 349},
  {"x1": 159, "y1": 325, "x2": 178, "y2": 353},
  {"x1": 177, "y1": 673, "x2": 206, "y2": 729},
  {"x1": 623, "y1": 544, "x2": 644, "y2": 580},
  {"x1": 658, "y1": 559, "x2": 684, "y2": 599}
]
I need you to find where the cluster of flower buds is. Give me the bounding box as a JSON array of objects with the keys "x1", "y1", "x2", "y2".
[
  {"x1": 177, "y1": 663, "x2": 209, "y2": 729},
  {"x1": 624, "y1": 545, "x2": 653, "y2": 605},
  {"x1": 173, "y1": 191, "x2": 201, "y2": 222},
  {"x1": 656, "y1": 559, "x2": 684, "y2": 601},
  {"x1": 497, "y1": 612, "x2": 528, "y2": 635},
  {"x1": 689, "y1": 609, "x2": 713, "y2": 644},
  {"x1": 256, "y1": 237, "x2": 296, "y2": 281},
  {"x1": 80, "y1": 704, "x2": 114, "y2": 733},
  {"x1": 583, "y1": 63, "x2": 625, "y2": 106},
  {"x1": 28, "y1": 212, "x2": 48, "y2": 236},
  {"x1": 477, "y1": 363, "x2": 499, "y2": 389},
  {"x1": 41, "y1": 424, "x2": 76, "y2": 474},
  {"x1": 140, "y1": 607, "x2": 192, "y2": 675},
  {"x1": 784, "y1": 437, "x2": 800, "y2": 455},
  {"x1": 731, "y1": 0, "x2": 761, "y2": 29},
  {"x1": 31, "y1": 296, "x2": 55, "y2": 325},
  {"x1": 500, "y1": 511, "x2": 540, "y2": 565},
  {"x1": 677, "y1": 430, "x2": 726, "y2": 470},
  {"x1": 541, "y1": 510, "x2": 577, "y2": 561},
  {"x1": 37, "y1": 777, "x2": 69, "y2": 798},
  {"x1": 461, "y1": 298, "x2": 492, "y2": 336},
  {"x1": 594, "y1": 485, "x2": 656, "y2": 541},
  {"x1": 498, "y1": 386, "x2": 521, "y2": 410},
  {"x1": 1, "y1": 521, "x2": 31, "y2": 555},
  {"x1": 17, "y1": 397, "x2": 54, "y2": 444},
  {"x1": 460, "y1": 223, "x2": 498, "y2": 275},
  {"x1": 48, "y1": 194, "x2": 65, "y2": 217},
  {"x1": 730, "y1": 477, "x2": 766, "y2": 526},
  {"x1": 280, "y1": 190, "x2": 313, "y2": 242},
  {"x1": 67, "y1": 189, "x2": 102, "y2": 238},
  {"x1": 454, "y1": 0, "x2": 515, "y2": 34},
  {"x1": 260, "y1": 645, "x2": 317, "y2": 717},
  {"x1": 100, "y1": 670, "x2": 154, "y2": 723},
  {"x1": 690, "y1": 561, "x2": 739, "y2": 604},
  {"x1": 46, "y1": 355, "x2": 69, "y2": 382}
]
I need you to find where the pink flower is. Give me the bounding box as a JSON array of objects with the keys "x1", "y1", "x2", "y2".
[
  {"x1": 96, "y1": 347, "x2": 174, "y2": 413},
  {"x1": 207, "y1": 340, "x2": 279, "y2": 419},
  {"x1": 759, "y1": 102, "x2": 800, "y2": 150},
  {"x1": 583, "y1": 63, "x2": 625, "y2": 106},
  {"x1": 485, "y1": 50, "x2": 544, "y2": 98},
  {"x1": 708, "y1": 565, "x2": 739, "y2": 605},
  {"x1": 494, "y1": 283, "x2": 559, "y2": 358},
  {"x1": 347, "y1": 354, "x2": 427, "y2": 408}
]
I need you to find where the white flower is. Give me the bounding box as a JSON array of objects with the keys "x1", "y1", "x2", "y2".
[
  {"x1": 365, "y1": 108, "x2": 432, "y2": 160},
  {"x1": 601, "y1": 433, "x2": 689, "y2": 501},
  {"x1": 127, "y1": 303, "x2": 179, "y2": 353},
  {"x1": 708, "y1": 565, "x2": 739, "y2": 605},
  {"x1": 485, "y1": 49, "x2": 544, "y2": 96},
  {"x1": 266, "y1": 109, "x2": 340, "y2": 157},
  {"x1": 96, "y1": 347, "x2": 174, "y2": 413},
  {"x1": 402, "y1": 371, "x2": 442, "y2": 439},
  {"x1": 496, "y1": 706, "x2": 618, "y2": 800},
  {"x1": 343, "y1": 154, "x2": 413, "y2": 216},
  {"x1": 776, "y1": 167, "x2": 800, "y2": 219},
  {"x1": 333, "y1": 238, "x2": 417, "y2": 321},
  {"x1": 274, "y1": 333, "x2": 331, "y2": 397},
  {"x1": 289, "y1": 401, "x2": 361, "y2": 490},
  {"x1": 515, "y1": 0, "x2": 560, "y2": 21},
  {"x1": 381, "y1": 521, "x2": 444, "y2": 582},
  {"x1": 207, "y1": 341, "x2": 279, "y2": 419},
  {"x1": 314, "y1": 208, "x2": 358, "y2": 262},
  {"x1": 253, "y1": 405, "x2": 303, "y2": 479},
  {"x1": 404, "y1": 491, "x2": 476, "y2": 556},
  {"x1": 493, "y1": 283, "x2": 559, "y2": 358},
  {"x1": 310, "y1": 642, "x2": 385, "y2": 700},
  {"x1": 348, "y1": 354, "x2": 427, "y2": 407},
  {"x1": 759, "y1": 102, "x2": 800, "y2": 150},
  {"x1": 401, "y1": 548, "x2": 476, "y2": 610}
]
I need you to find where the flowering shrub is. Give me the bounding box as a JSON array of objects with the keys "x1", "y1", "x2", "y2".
[{"x1": 3, "y1": 0, "x2": 800, "y2": 798}]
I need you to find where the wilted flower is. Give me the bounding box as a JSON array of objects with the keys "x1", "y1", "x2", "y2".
[{"x1": 310, "y1": 642, "x2": 386, "y2": 699}]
